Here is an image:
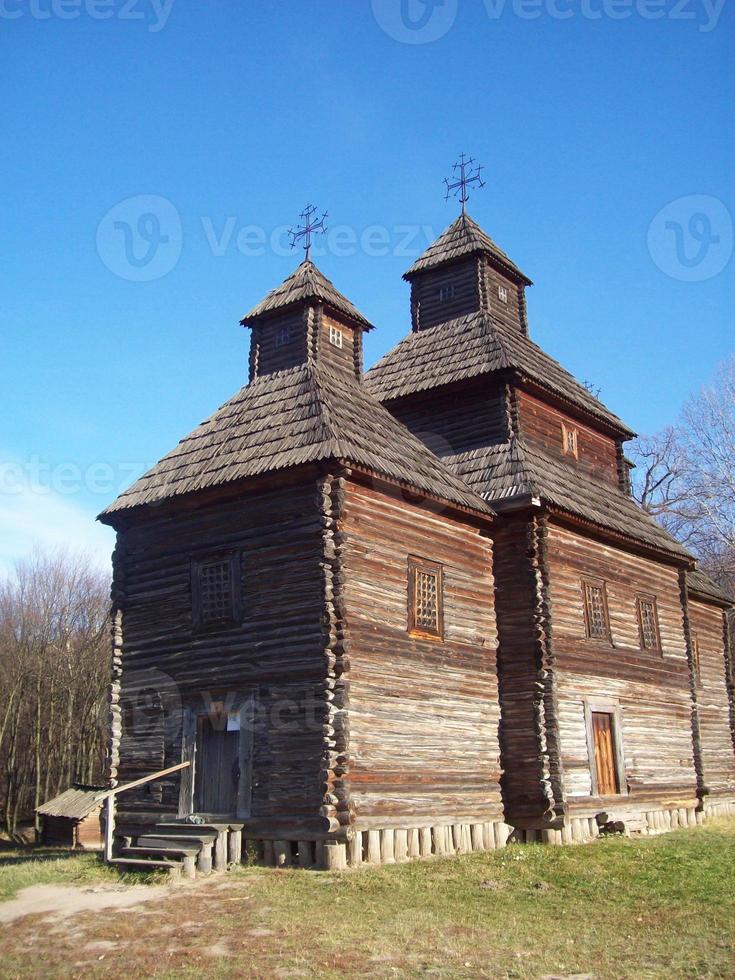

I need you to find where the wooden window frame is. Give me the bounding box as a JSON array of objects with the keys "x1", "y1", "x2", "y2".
[
  {"x1": 561, "y1": 421, "x2": 579, "y2": 459},
  {"x1": 328, "y1": 324, "x2": 343, "y2": 349},
  {"x1": 497, "y1": 285, "x2": 508, "y2": 303},
  {"x1": 407, "y1": 556, "x2": 444, "y2": 641},
  {"x1": 191, "y1": 554, "x2": 242, "y2": 632},
  {"x1": 584, "y1": 699, "x2": 627, "y2": 799},
  {"x1": 438, "y1": 283, "x2": 455, "y2": 302},
  {"x1": 635, "y1": 593, "x2": 661, "y2": 652},
  {"x1": 275, "y1": 324, "x2": 291, "y2": 348},
  {"x1": 581, "y1": 577, "x2": 612, "y2": 643}
]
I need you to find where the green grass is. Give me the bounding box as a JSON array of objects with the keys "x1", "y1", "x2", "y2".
[
  {"x1": 1, "y1": 821, "x2": 733, "y2": 978},
  {"x1": 0, "y1": 846, "x2": 161, "y2": 901}
]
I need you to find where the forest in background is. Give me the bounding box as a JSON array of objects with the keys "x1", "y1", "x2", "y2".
[{"x1": 0, "y1": 355, "x2": 732, "y2": 839}]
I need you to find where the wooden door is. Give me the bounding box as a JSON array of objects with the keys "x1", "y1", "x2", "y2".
[
  {"x1": 592, "y1": 712, "x2": 619, "y2": 796},
  {"x1": 195, "y1": 717, "x2": 239, "y2": 815}
]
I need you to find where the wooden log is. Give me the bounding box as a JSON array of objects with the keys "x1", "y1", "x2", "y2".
[
  {"x1": 419, "y1": 827, "x2": 432, "y2": 857},
  {"x1": 182, "y1": 854, "x2": 196, "y2": 880},
  {"x1": 197, "y1": 842, "x2": 213, "y2": 875},
  {"x1": 433, "y1": 826, "x2": 446, "y2": 856},
  {"x1": 561, "y1": 822, "x2": 573, "y2": 845},
  {"x1": 394, "y1": 829, "x2": 408, "y2": 863},
  {"x1": 494, "y1": 823, "x2": 510, "y2": 849},
  {"x1": 262, "y1": 840, "x2": 275, "y2": 866},
  {"x1": 298, "y1": 840, "x2": 313, "y2": 869},
  {"x1": 571, "y1": 819, "x2": 585, "y2": 843},
  {"x1": 471, "y1": 823, "x2": 485, "y2": 851},
  {"x1": 323, "y1": 841, "x2": 347, "y2": 871},
  {"x1": 407, "y1": 829, "x2": 420, "y2": 859},
  {"x1": 483, "y1": 822, "x2": 496, "y2": 850},
  {"x1": 380, "y1": 829, "x2": 396, "y2": 864},
  {"x1": 348, "y1": 833, "x2": 363, "y2": 868},
  {"x1": 214, "y1": 830, "x2": 228, "y2": 871},
  {"x1": 228, "y1": 829, "x2": 242, "y2": 865},
  {"x1": 366, "y1": 830, "x2": 381, "y2": 864},
  {"x1": 588, "y1": 818, "x2": 599, "y2": 838}
]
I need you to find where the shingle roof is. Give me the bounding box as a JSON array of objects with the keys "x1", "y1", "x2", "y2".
[
  {"x1": 37, "y1": 785, "x2": 105, "y2": 819},
  {"x1": 241, "y1": 260, "x2": 374, "y2": 330},
  {"x1": 687, "y1": 568, "x2": 733, "y2": 605},
  {"x1": 441, "y1": 438, "x2": 692, "y2": 559},
  {"x1": 100, "y1": 364, "x2": 493, "y2": 519},
  {"x1": 404, "y1": 213, "x2": 532, "y2": 283},
  {"x1": 364, "y1": 310, "x2": 634, "y2": 436}
]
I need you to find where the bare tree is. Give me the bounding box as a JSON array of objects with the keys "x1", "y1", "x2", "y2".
[{"x1": 0, "y1": 549, "x2": 110, "y2": 838}]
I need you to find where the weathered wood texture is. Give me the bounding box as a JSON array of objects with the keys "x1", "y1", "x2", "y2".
[
  {"x1": 545, "y1": 522, "x2": 697, "y2": 806},
  {"x1": 249, "y1": 308, "x2": 309, "y2": 378},
  {"x1": 111, "y1": 477, "x2": 330, "y2": 836},
  {"x1": 411, "y1": 257, "x2": 480, "y2": 331},
  {"x1": 688, "y1": 598, "x2": 735, "y2": 797},
  {"x1": 480, "y1": 256, "x2": 525, "y2": 335},
  {"x1": 516, "y1": 389, "x2": 619, "y2": 486},
  {"x1": 385, "y1": 380, "x2": 508, "y2": 458},
  {"x1": 491, "y1": 514, "x2": 562, "y2": 827},
  {"x1": 319, "y1": 312, "x2": 358, "y2": 377},
  {"x1": 341, "y1": 476, "x2": 503, "y2": 826}
]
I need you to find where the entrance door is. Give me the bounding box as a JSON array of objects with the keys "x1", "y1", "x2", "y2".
[
  {"x1": 194, "y1": 717, "x2": 240, "y2": 815},
  {"x1": 592, "y1": 711, "x2": 619, "y2": 796}
]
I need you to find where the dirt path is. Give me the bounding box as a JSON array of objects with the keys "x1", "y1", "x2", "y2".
[{"x1": 0, "y1": 881, "x2": 170, "y2": 926}]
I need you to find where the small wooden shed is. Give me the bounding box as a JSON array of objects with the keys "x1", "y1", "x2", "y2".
[{"x1": 37, "y1": 785, "x2": 105, "y2": 849}]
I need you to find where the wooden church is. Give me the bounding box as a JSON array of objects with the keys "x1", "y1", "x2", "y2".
[{"x1": 99, "y1": 177, "x2": 735, "y2": 873}]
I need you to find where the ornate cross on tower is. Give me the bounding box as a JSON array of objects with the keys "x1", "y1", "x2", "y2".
[
  {"x1": 288, "y1": 204, "x2": 328, "y2": 261},
  {"x1": 444, "y1": 153, "x2": 485, "y2": 214}
]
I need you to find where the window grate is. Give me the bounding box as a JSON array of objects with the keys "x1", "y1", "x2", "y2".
[
  {"x1": 408, "y1": 558, "x2": 443, "y2": 638},
  {"x1": 637, "y1": 596, "x2": 660, "y2": 650},
  {"x1": 584, "y1": 581, "x2": 609, "y2": 640},
  {"x1": 192, "y1": 555, "x2": 241, "y2": 629},
  {"x1": 562, "y1": 423, "x2": 579, "y2": 458}
]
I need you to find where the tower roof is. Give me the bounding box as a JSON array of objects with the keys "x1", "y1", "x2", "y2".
[
  {"x1": 241, "y1": 259, "x2": 374, "y2": 330},
  {"x1": 99, "y1": 363, "x2": 492, "y2": 521},
  {"x1": 404, "y1": 213, "x2": 532, "y2": 284}
]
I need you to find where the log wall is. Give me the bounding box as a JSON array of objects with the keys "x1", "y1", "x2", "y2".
[
  {"x1": 341, "y1": 476, "x2": 503, "y2": 828},
  {"x1": 480, "y1": 256, "x2": 526, "y2": 335},
  {"x1": 545, "y1": 522, "x2": 697, "y2": 809},
  {"x1": 688, "y1": 598, "x2": 735, "y2": 798},
  {"x1": 110, "y1": 477, "x2": 330, "y2": 836},
  {"x1": 411, "y1": 258, "x2": 480, "y2": 331},
  {"x1": 516, "y1": 389, "x2": 619, "y2": 485}
]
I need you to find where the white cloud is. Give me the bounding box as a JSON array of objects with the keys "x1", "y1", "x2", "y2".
[{"x1": 0, "y1": 475, "x2": 115, "y2": 576}]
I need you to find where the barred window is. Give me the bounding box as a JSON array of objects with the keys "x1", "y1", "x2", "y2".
[
  {"x1": 498, "y1": 285, "x2": 508, "y2": 303},
  {"x1": 562, "y1": 422, "x2": 579, "y2": 458},
  {"x1": 276, "y1": 325, "x2": 291, "y2": 348},
  {"x1": 329, "y1": 325, "x2": 343, "y2": 348},
  {"x1": 408, "y1": 557, "x2": 443, "y2": 638},
  {"x1": 439, "y1": 284, "x2": 455, "y2": 301},
  {"x1": 583, "y1": 580, "x2": 610, "y2": 640},
  {"x1": 636, "y1": 595, "x2": 660, "y2": 650},
  {"x1": 192, "y1": 555, "x2": 242, "y2": 630}
]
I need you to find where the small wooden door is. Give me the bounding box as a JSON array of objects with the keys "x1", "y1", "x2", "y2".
[
  {"x1": 194, "y1": 717, "x2": 240, "y2": 815},
  {"x1": 592, "y1": 712, "x2": 619, "y2": 796}
]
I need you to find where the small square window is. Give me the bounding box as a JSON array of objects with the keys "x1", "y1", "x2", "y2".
[
  {"x1": 439, "y1": 284, "x2": 455, "y2": 302},
  {"x1": 498, "y1": 286, "x2": 508, "y2": 303},
  {"x1": 275, "y1": 325, "x2": 291, "y2": 348},
  {"x1": 562, "y1": 422, "x2": 579, "y2": 458},
  {"x1": 583, "y1": 579, "x2": 610, "y2": 641},
  {"x1": 408, "y1": 557, "x2": 443, "y2": 639},
  {"x1": 636, "y1": 595, "x2": 660, "y2": 650},
  {"x1": 329, "y1": 325, "x2": 343, "y2": 348},
  {"x1": 192, "y1": 555, "x2": 242, "y2": 630}
]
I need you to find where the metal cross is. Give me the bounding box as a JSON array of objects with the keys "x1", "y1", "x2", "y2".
[
  {"x1": 288, "y1": 204, "x2": 328, "y2": 261},
  {"x1": 444, "y1": 153, "x2": 485, "y2": 214}
]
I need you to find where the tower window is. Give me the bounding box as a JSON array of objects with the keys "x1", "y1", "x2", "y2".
[
  {"x1": 562, "y1": 422, "x2": 579, "y2": 458},
  {"x1": 636, "y1": 594, "x2": 661, "y2": 651},
  {"x1": 275, "y1": 325, "x2": 291, "y2": 348},
  {"x1": 329, "y1": 325, "x2": 343, "y2": 348},
  {"x1": 408, "y1": 557, "x2": 443, "y2": 639},
  {"x1": 583, "y1": 579, "x2": 610, "y2": 641},
  {"x1": 191, "y1": 555, "x2": 242, "y2": 630},
  {"x1": 439, "y1": 284, "x2": 455, "y2": 302},
  {"x1": 498, "y1": 286, "x2": 508, "y2": 303}
]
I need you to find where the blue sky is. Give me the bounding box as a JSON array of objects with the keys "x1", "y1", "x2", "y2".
[{"x1": 2, "y1": 0, "x2": 733, "y2": 572}]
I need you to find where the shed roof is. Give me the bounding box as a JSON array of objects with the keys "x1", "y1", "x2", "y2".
[
  {"x1": 100, "y1": 363, "x2": 493, "y2": 520},
  {"x1": 241, "y1": 259, "x2": 374, "y2": 330},
  {"x1": 441, "y1": 438, "x2": 692, "y2": 560},
  {"x1": 687, "y1": 568, "x2": 733, "y2": 606},
  {"x1": 404, "y1": 213, "x2": 532, "y2": 283},
  {"x1": 364, "y1": 309, "x2": 634, "y2": 437},
  {"x1": 36, "y1": 786, "x2": 104, "y2": 819}
]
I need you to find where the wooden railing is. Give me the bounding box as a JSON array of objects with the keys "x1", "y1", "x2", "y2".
[{"x1": 98, "y1": 761, "x2": 191, "y2": 862}]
